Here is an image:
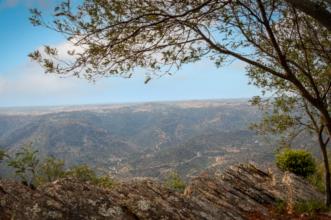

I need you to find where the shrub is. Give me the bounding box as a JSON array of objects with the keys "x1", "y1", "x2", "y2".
[
  {"x1": 164, "y1": 171, "x2": 186, "y2": 192},
  {"x1": 65, "y1": 164, "x2": 114, "y2": 188},
  {"x1": 3, "y1": 146, "x2": 114, "y2": 189},
  {"x1": 275, "y1": 199, "x2": 329, "y2": 216},
  {"x1": 275, "y1": 199, "x2": 287, "y2": 213},
  {"x1": 36, "y1": 156, "x2": 66, "y2": 185},
  {"x1": 0, "y1": 149, "x2": 7, "y2": 179},
  {"x1": 294, "y1": 199, "x2": 328, "y2": 215},
  {"x1": 95, "y1": 175, "x2": 114, "y2": 189},
  {"x1": 308, "y1": 163, "x2": 325, "y2": 192},
  {"x1": 276, "y1": 149, "x2": 316, "y2": 178},
  {"x1": 65, "y1": 164, "x2": 97, "y2": 182},
  {"x1": 7, "y1": 144, "x2": 39, "y2": 187},
  {"x1": 0, "y1": 149, "x2": 6, "y2": 162}
]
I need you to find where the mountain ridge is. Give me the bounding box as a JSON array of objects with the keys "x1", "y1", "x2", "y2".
[{"x1": 0, "y1": 100, "x2": 269, "y2": 180}]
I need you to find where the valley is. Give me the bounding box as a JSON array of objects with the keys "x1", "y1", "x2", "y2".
[{"x1": 0, "y1": 100, "x2": 283, "y2": 179}]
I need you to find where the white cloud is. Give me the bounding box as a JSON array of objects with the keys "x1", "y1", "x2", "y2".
[
  {"x1": 0, "y1": 40, "x2": 82, "y2": 93},
  {"x1": 1, "y1": 64, "x2": 73, "y2": 95},
  {"x1": 0, "y1": 39, "x2": 111, "y2": 107},
  {"x1": 0, "y1": 39, "x2": 142, "y2": 106},
  {"x1": 0, "y1": 62, "x2": 85, "y2": 106}
]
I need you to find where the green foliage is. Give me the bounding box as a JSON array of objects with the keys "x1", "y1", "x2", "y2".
[
  {"x1": 250, "y1": 95, "x2": 303, "y2": 148},
  {"x1": 275, "y1": 199, "x2": 287, "y2": 214},
  {"x1": 164, "y1": 171, "x2": 186, "y2": 193},
  {"x1": 294, "y1": 199, "x2": 329, "y2": 215},
  {"x1": 308, "y1": 163, "x2": 325, "y2": 192},
  {"x1": 276, "y1": 149, "x2": 316, "y2": 178},
  {"x1": 275, "y1": 198, "x2": 329, "y2": 216},
  {"x1": 36, "y1": 156, "x2": 65, "y2": 185},
  {"x1": 0, "y1": 149, "x2": 6, "y2": 162},
  {"x1": 2, "y1": 144, "x2": 115, "y2": 189},
  {"x1": 65, "y1": 165, "x2": 114, "y2": 188},
  {"x1": 65, "y1": 164, "x2": 97, "y2": 182},
  {"x1": 0, "y1": 149, "x2": 7, "y2": 179},
  {"x1": 29, "y1": 1, "x2": 330, "y2": 91},
  {"x1": 7, "y1": 144, "x2": 39, "y2": 186},
  {"x1": 95, "y1": 175, "x2": 114, "y2": 189}
]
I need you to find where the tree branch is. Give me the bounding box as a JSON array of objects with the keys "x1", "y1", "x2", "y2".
[{"x1": 284, "y1": 0, "x2": 331, "y2": 31}]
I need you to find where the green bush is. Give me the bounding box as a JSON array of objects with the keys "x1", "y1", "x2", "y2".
[
  {"x1": 0, "y1": 149, "x2": 6, "y2": 162},
  {"x1": 95, "y1": 175, "x2": 114, "y2": 189},
  {"x1": 36, "y1": 156, "x2": 66, "y2": 185},
  {"x1": 65, "y1": 164, "x2": 97, "y2": 182},
  {"x1": 7, "y1": 144, "x2": 40, "y2": 187},
  {"x1": 164, "y1": 171, "x2": 186, "y2": 192},
  {"x1": 275, "y1": 199, "x2": 287, "y2": 213},
  {"x1": 294, "y1": 199, "x2": 328, "y2": 215},
  {"x1": 2, "y1": 145, "x2": 114, "y2": 189},
  {"x1": 308, "y1": 163, "x2": 325, "y2": 192},
  {"x1": 65, "y1": 164, "x2": 114, "y2": 189},
  {"x1": 275, "y1": 199, "x2": 329, "y2": 216},
  {"x1": 0, "y1": 149, "x2": 7, "y2": 179},
  {"x1": 276, "y1": 149, "x2": 316, "y2": 178}
]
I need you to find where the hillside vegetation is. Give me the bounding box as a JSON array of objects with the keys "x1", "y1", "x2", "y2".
[
  {"x1": 0, "y1": 100, "x2": 317, "y2": 180},
  {"x1": 0, "y1": 101, "x2": 263, "y2": 179}
]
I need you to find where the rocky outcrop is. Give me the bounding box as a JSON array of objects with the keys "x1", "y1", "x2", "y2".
[
  {"x1": 0, "y1": 164, "x2": 327, "y2": 220},
  {"x1": 0, "y1": 178, "x2": 217, "y2": 220},
  {"x1": 185, "y1": 164, "x2": 325, "y2": 219}
]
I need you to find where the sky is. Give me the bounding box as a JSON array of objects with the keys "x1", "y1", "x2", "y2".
[{"x1": 0, "y1": 0, "x2": 261, "y2": 107}]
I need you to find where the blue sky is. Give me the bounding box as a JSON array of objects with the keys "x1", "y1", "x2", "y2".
[{"x1": 0, "y1": 0, "x2": 261, "y2": 107}]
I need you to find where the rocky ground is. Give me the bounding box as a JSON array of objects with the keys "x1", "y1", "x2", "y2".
[{"x1": 0, "y1": 164, "x2": 330, "y2": 220}]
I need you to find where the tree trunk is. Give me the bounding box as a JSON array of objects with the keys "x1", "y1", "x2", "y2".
[
  {"x1": 319, "y1": 137, "x2": 331, "y2": 206},
  {"x1": 320, "y1": 110, "x2": 331, "y2": 205}
]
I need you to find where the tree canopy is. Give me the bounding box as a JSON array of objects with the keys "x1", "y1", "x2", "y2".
[{"x1": 29, "y1": 1, "x2": 330, "y2": 80}]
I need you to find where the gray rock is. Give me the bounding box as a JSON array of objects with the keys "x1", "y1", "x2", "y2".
[{"x1": 0, "y1": 164, "x2": 325, "y2": 220}]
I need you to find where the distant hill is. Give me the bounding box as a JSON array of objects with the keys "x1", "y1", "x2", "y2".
[{"x1": 0, "y1": 100, "x2": 302, "y2": 179}]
